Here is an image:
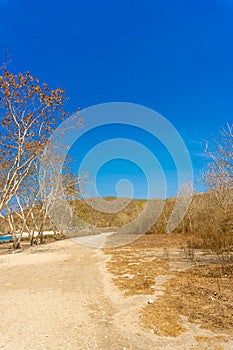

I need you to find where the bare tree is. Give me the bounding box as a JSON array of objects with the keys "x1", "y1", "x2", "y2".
[
  {"x1": 170, "y1": 181, "x2": 194, "y2": 234},
  {"x1": 0, "y1": 68, "x2": 67, "y2": 247},
  {"x1": 202, "y1": 123, "x2": 233, "y2": 214},
  {"x1": 9, "y1": 153, "x2": 84, "y2": 247}
]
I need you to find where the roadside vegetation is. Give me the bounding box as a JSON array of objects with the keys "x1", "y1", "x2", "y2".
[{"x1": 104, "y1": 124, "x2": 233, "y2": 344}]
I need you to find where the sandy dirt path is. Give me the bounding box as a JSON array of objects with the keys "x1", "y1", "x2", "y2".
[
  {"x1": 0, "y1": 240, "x2": 159, "y2": 350},
  {"x1": 0, "y1": 239, "x2": 232, "y2": 350}
]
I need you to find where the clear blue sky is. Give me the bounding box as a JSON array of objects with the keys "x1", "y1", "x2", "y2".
[{"x1": 1, "y1": 0, "x2": 233, "y2": 198}]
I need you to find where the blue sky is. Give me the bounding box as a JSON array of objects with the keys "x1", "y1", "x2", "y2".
[{"x1": 1, "y1": 0, "x2": 233, "y2": 198}]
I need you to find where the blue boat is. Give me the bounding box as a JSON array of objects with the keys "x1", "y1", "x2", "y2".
[{"x1": 0, "y1": 235, "x2": 13, "y2": 242}]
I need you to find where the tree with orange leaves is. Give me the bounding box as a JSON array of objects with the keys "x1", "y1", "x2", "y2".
[{"x1": 0, "y1": 66, "x2": 67, "y2": 247}]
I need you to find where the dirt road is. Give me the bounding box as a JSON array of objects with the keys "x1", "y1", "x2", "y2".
[
  {"x1": 0, "y1": 240, "x2": 158, "y2": 349},
  {"x1": 0, "y1": 239, "x2": 231, "y2": 350}
]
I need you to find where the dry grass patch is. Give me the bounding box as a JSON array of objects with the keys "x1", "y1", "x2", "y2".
[
  {"x1": 105, "y1": 244, "x2": 169, "y2": 296},
  {"x1": 128, "y1": 232, "x2": 194, "y2": 250},
  {"x1": 141, "y1": 262, "x2": 233, "y2": 336},
  {"x1": 104, "y1": 234, "x2": 184, "y2": 296},
  {"x1": 105, "y1": 234, "x2": 233, "y2": 338},
  {"x1": 140, "y1": 302, "x2": 186, "y2": 337},
  {"x1": 195, "y1": 335, "x2": 228, "y2": 350}
]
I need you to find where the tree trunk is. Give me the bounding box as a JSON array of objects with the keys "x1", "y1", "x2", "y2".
[
  {"x1": 7, "y1": 208, "x2": 21, "y2": 249},
  {"x1": 39, "y1": 214, "x2": 47, "y2": 244}
]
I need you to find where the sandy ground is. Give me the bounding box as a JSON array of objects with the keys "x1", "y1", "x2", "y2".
[{"x1": 0, "y1": 239, "x2": 232, "y2": 350}]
